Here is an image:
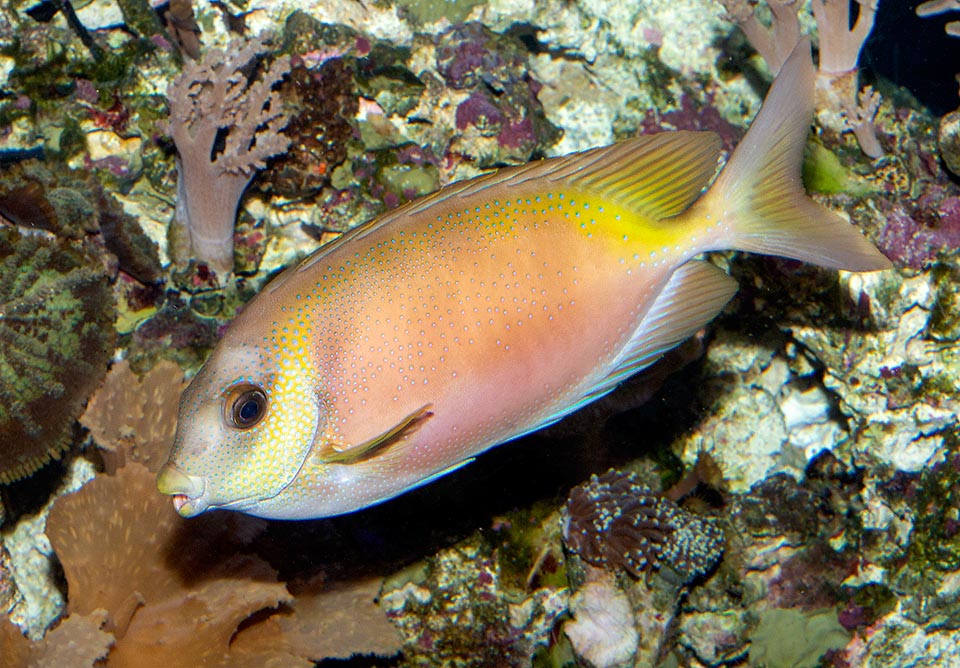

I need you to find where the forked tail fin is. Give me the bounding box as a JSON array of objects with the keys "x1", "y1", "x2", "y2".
[{"x1": 701, "y1": 38, "x2": 891, "y2": 272}]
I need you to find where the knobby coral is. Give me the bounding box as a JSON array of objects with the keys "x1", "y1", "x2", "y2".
[
  {"x1": 561, "y1": 470, "x2": 724, "y2": 583},
  {"x1": 166, "y1": 35, "x2": 292, "y2": 273},
  {"x1": 0, "y1": 226, "x2": 114, "y2": 484}
]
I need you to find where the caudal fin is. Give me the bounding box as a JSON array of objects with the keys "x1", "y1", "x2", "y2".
[{"x1": 703, "y1": 38, "x2": 891, "y2": 272}]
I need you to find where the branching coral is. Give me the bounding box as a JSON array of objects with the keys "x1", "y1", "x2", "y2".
[
  {"x1": 720, "y1": 0, "x2": 883, "y2": 157},
  {"x1": 562, "y1": 470, "x2": 724, "y2": 583},
  {"x1": 811, "y1": 0, "x2": 877, "y2": 75},
  {"x1": 166, "y1": 35, "x2": 292, "y2": 273},
  {"x1": 811, "y1": 0, "x2": 883, "y2": 158},
  {"x1": 0, "y1": 225, "x2": 114, "y2": 484},
  {"x1": 719, "y1": 0, "x2": 802, "y2": 75},
  {"x1": 916, "y1": 0, "x2": 960, "y2": 177},
  {"x1": 917, "y1": 0, "x2": 960, "y2": 36}
]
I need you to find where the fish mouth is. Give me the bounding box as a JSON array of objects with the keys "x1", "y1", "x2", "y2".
[{"x1": 156, "y1": 465, "x2": 208, "y2": 518}]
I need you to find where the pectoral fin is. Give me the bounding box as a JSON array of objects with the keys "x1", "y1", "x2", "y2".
[{"x1": 322, "y1": 404, "x2": 434, "y2": 465}]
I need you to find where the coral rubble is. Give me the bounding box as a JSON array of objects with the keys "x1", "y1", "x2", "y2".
[{"x1": 381, "y1": 537, "x2": 566, "y2": 668}]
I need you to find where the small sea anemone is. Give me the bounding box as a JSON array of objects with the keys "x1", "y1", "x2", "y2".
[
  {"x1": 0, "y1": 225, "x2": 114, "y2": 483},
  {"x1": 561, "y1": 470, "x2": 724, "y2": 583}
]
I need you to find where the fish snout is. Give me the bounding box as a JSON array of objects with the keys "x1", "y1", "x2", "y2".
[{"x1": 156, "y1": 465, "x2": 207, "y2": 517}]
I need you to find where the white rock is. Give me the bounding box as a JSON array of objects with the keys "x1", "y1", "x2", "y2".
[
  {"x1": 565, "y1": 574, "x2": 638, "y2": 668},
  {"x1": 5, "y1": 458, "x2": 96, "y2": 638},
  {"x1": 75, "y1": 0, "x2": 124, "y2": 30}
]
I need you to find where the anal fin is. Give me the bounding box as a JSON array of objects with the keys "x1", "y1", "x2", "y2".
[
  {"x1": 502, "y1": 260, "x2": 737, "y2": 439},
  {"x1": 583, "y1": 260, "x2": 738, "y2": 403}
]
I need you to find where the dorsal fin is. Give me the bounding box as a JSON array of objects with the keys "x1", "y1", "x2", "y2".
[
  {"x1": 542, "y1": 132, "x2": 723, "y2": 220},
  {"x1": 270, "y1": 131, "x2": 723, "y2": 295}
]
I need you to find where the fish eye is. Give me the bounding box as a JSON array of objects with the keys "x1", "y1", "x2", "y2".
[{"x1": 224, "y1": 384, "x2": 268, "y2": 430}]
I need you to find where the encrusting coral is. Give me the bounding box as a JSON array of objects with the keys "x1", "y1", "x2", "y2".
[
  {"x1": 561, "y1": 469, "x2": 724, "y2": 583},
  {"x1": 31, "y1": 458, "x2": 402, "y2": 667},
  {"x1": 166, "y1": 35, "x2": 293, "y2": 273},
  {"x1": 1, "y1": 611, "x2": 113, "y2": 668},
  {"x1": 80, "y1": 360, "x2": 188, "y2": 473},
  {"x1": 46, "y1": 463, "x2": 241, "y2": 639}
]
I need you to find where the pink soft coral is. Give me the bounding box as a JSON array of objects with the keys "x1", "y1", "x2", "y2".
[
  {"x1": 166, "y1": 36, "x2": 291, "y2": 273},
  {"x1": 720, "y1": 0, "x2": 883, "y2": 157}
]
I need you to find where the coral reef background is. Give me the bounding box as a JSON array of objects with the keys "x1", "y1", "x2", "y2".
[{"x1": 1, "y1": 0, "x2": 959, "y2": 666}]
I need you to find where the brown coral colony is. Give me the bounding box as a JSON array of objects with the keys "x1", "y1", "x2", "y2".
[
  {"x1": 562, "y1": 470, "x2": 724, "y2": 582},
  {"x1": 563, "y1": 471, "x2": 671, "y2": 575}
]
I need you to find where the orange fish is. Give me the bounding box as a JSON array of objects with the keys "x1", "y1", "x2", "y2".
[{"x1": 158, "y1": 40, "x2": 890, "y2": 519}]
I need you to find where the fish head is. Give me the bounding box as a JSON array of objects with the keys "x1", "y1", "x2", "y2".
[{"x1": 157, "y1": 341, "x2": 321, "y2": 517}]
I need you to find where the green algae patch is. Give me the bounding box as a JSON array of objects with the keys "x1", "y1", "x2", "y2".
[
  {"x1": 485, "y1": 498, "x2": 568, "y2": 593},
  {"x1": 748, "y1": 607, "x2": 849, "y2": 668},
  {"x1": 802, "y1": 142, "x2": 875, "y2": 197},
  {"x1": 393, "y1": 0, "x2": 486, "y2": 26},
  {"x1": 903, "y1": 450, "x2": 960, "y2": 574},
  {"x1": 929, "y1": 263, "x2": 960, "y2": 342}
]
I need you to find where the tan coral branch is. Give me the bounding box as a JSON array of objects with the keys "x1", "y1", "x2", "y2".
[{"x1": 166, "y1": 35, "x2": 292, "y2": 273}]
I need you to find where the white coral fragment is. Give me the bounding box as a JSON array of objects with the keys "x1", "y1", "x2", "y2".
[{"x1": 564, "y1": 572, "x2": 638, "y2": 668}]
